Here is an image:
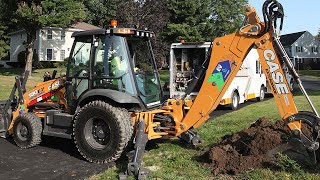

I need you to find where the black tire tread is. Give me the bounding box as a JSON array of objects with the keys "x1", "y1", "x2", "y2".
[
  {"x1": 13, "y1": 112, "x2": 42, "y2": 149},
  {"x1": 73, "y1": 100, "x2": 132, "y2": 163}
]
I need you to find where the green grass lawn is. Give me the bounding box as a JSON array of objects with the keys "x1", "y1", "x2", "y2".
[
  {"x1": 93, "y1": 91, "x2": 320, "y2": 180},
  {"x1": 159, "y1": 70, "x2": 170, "y2": 86},
  {"x1": 299, "y1": 70, "x2": 320, "y2": 79},
  {"x1": 0, "y1": 68, "x2": 65, "y2": 100}
]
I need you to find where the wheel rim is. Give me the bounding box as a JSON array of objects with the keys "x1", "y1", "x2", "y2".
[
  {"x1": 260, "y1": 89, "x2": 265, "y2": 100},
  {"x1": 16, "y1": 122, "x2": 29, "y2": 141},
  {"x1": 232, "y1": 95, "x2": 238, "y2": 108},
  {"x1": 84, "y1": 117, "x2": 111, "y2": 150}
]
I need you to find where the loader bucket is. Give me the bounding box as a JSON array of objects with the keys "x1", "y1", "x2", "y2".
[{"x1": 0, "y1": 100, "x2": 8, "y2": 137}]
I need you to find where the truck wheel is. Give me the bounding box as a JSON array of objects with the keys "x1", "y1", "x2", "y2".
[
  {"x1": 73, "y1": 100, "x2": 132, "y2": 163},
  {"x1": 230, "y1": 92, "x2": 239, "y2": 110},
  {"x1": 257, "y1": 87, "x2": 266, "y2": 101},
  {"x1": 13, "y1": 113, "x2": 42, "y2": 149}
]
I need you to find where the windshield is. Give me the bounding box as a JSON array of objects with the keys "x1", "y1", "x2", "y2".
[
  {"x1": 93, "y1": 35, "x2": 135, "y2": 95},
  {"x1": 127, "y1": 38, "x2": 161, "y2": 106}
]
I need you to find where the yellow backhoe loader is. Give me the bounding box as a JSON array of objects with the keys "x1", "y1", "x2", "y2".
[{"x1": 0, "y1": 0, "x2": 319, "y2": 179}]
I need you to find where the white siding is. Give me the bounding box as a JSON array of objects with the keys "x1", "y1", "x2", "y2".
[
  {"x1": 291, "y1": 31, "x2": 320, "y2": 59},
  {"x1": 38, "y1": 28, "x2": 78, "y2": 61},
  {"x1": 10, "y1": 27, "x2": 82, "y2": 62},
  {"x1": 9, "y1": 32, "x2": 27, "y2": 62}
]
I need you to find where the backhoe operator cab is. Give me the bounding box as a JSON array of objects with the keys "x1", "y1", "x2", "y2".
[{"x1": 67, "y1": 25, "x2": 162, "y2": 112}]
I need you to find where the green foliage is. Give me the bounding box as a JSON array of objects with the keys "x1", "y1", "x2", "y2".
[
  {"x1": 164, "y1": 0, "x2": 213, "y2": 42},
  {"x1": 210, "y1": 0, "x2": 247, "y2": 37},
  {"x1": 82, "y1": 0, "x2": 121, "y2": 28},
  {"x1": 0, "y1": 1, "x2": 10, "y2": 60},
  {"x1": 274, "y1": 153, "x2": 303, "y2": 174},
  {"x1": 163, "y1": 0, "x2": 248, "y2": 43},
  {"x1": 0, "y1": 23, "x2": 10, "y2": 60},
  {"x1": 4, "y1": 0, "x2": 87, "y2": 74},
  {"x1": 15, "y1": 0, "x2": 87, "y2": 30}
]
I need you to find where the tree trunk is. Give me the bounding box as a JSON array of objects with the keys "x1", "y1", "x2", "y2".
[{"x1": 25, "y1": 31, "x2": 36, "y2": 76}]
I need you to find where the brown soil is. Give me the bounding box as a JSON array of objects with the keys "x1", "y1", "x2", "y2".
[{"x1": 207, "y1": 117, "x2": 292, "y2": 175}]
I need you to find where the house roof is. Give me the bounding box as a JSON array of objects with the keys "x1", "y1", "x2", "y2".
[
  {"x1": 280, "y1": 31, "x2": 306, "y2": 46},
  {"x1": 71, "y1": 22, "x2": 101, "y2": 31},
  {"x1": 8, "y1": 22, "x2": 101, "y2": 36}
]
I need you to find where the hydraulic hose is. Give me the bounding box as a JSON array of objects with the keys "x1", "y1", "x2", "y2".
[{"x1": 259, "y1": 0, "x2": 284, "y2": 36}]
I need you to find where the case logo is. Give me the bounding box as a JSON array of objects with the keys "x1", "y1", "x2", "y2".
[{"x1": 264, "y1": 49, "x2": 289, "y2": 94}]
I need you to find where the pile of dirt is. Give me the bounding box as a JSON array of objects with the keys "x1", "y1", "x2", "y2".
[{"x1": 207, "y1": 117, "x2": 292, "y2": 175}]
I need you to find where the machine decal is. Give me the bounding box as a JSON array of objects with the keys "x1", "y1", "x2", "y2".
[
  {"x1": 19, "y1": 105, "x2": 25, "y2": 115},
  {"x1": 48, "y1": 80, "x2": 61, "y2": 91},
  {"x1": 207, "y1": 60, "x2": 231, "y2": 90},
  {"x1": 263, "y1": 49, "x2": 289, "y2": 94},
  {"x1": 28, "y1": 88, "x2": 45, "y2": 99}
]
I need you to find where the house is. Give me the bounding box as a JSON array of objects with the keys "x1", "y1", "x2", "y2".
[
  {"x1": 280, "y1": 31, "x2": 320, "y2": 70},
  {"x1": 8, "y1": 22, "x2": 101, "y2": 63}
]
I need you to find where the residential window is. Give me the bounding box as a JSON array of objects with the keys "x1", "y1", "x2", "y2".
[
  {"x1": 61, "y1": 30, "x2": 65, "y2": 40},
  {"x1": 312, "y1": 46, "x2": 318, "y2": 53},
  {"x1": 60, "y1": 50, "x2": 65, "y2": 60},
  {"x1": 47, "y1": 30, "x2": 53, "y2": 40},
  {"x1": 296, "y1": 46, "x2": 303, "y2": 52},
  {"x1": 47, "y1": 49, "x2": 53, "y2": 60}
]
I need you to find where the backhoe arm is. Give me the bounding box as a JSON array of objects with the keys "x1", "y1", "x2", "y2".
[
  {"x1": 176, "y1": 3, "x2": 298, "y2": 133},
  {"x1": 125, "y1": 1, "x2": 320, "y2": 178}
]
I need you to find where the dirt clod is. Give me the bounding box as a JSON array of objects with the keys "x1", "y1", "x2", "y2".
[{"x1": 207, "y1": 117, "x2": 291, "y2": 175}]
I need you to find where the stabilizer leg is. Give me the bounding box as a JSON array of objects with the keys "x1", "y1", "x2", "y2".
[{"x1": 119, "y1": 120, "x2": 149, "y2": 180}]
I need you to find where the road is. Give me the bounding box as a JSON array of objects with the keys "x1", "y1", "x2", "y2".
[{"x1": 0, "y1": 76, "x2": 318, "y2": 180}]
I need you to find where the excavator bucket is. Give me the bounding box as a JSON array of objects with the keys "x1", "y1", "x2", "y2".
[
  {"x1": 0, "y1": 100, "x2": 8, "y2": 137},
  {"x1": 267, "y1": 112, "x2": 320, "y2": 165}
]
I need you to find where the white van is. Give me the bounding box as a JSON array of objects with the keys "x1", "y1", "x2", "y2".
[{"x1": 169, "y1": 42, "x2": 268, "y2": 110}]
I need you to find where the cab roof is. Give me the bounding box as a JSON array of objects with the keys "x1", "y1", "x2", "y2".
[{"x1": 72, "y1": 28, "x2": 154, "y2": 38}]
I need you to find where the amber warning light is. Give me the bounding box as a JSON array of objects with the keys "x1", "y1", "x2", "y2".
[{"x1": 110, "y1": 20, "x2": 118, "y2": 27}]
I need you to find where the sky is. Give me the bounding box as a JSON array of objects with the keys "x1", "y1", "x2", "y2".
[{"x1": 248, "y1": 0, "x2": 319, "y2": 36}]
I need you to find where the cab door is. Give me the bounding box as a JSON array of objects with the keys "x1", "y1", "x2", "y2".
[{"x1": 66, "y1": 36, "x2": 92, "y2": 109}]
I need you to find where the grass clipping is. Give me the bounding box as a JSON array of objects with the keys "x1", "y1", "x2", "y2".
[{"x1": 206, "y1": 117, "x2": 293, "y2": 175}]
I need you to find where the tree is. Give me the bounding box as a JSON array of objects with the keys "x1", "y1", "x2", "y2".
[
  {"x1": 316, "y1": 28, "x2": 320, "y2": 41},
  {"x1": 164, "y1": 0, "x2": 213, "y2": 43},
  {"x1": 115, "y1": 0, "x2": 170, "y2": 68},
  {"x1": 82, "y1": 0, "x2": 121, "y2": 28},
  {"x1": 0, "y1": 21, "x2": 10, "y2": 60},
  {"x1": 210, "y1": 0, "x2": 247, "y2": 37},
  {"x1": 0, "y1": 1, "x2": 10, "y2": 60},
  {"x1": 163, "y1": 0, "x2": 247, "y2": 43},
  {"x1": 3, "y1": 0, "x2": 86, "y2": 75}
]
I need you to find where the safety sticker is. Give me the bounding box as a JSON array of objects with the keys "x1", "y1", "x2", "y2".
[{"x1": 207, "y1": 60, "x2": 231, "y2": 90}]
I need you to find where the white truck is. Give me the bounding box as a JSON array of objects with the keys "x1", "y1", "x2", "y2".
[{"x1": 169, "y1": 42, "x2": 279, "y2": 110}]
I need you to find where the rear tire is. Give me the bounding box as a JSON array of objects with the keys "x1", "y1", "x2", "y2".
[
  {"x1": 13, "y1": 113, "x2": 42, "y2": 148},
  {"x1": 230, "y1": 92, "x2": 239, "y2": 110},
  {"x1": 73, "y1": 100, "x2": 132, "y2": 163},
  {"x1": 257, "y1": 87, "x2": 266, "y2": 101}
]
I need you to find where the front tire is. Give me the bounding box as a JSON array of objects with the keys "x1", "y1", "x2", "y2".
[
  {"x1": 230, "y1": 92, "x2": 240, "y2": 110},
  {"x1": 257, "y1": 87, "x2": 266, "y2": 101},
  {"x1": 13, "y1": 113, "x2": 42, "y2": 148},
  {"x1": 73, "y1": 100, "x2": 132, "y2": 163}
]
